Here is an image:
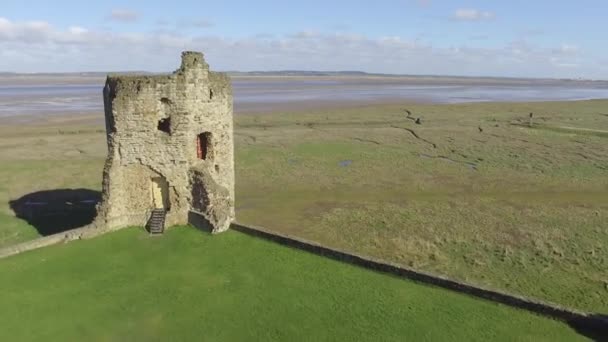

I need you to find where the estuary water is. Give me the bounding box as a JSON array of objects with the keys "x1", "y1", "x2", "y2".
[{"x1": 1, "y1": 78, "x2": 608, "y2": 117}]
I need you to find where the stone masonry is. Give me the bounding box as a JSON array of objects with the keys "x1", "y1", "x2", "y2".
[{"x1": 95, "y1": 51, "x2": 234, "y2": 233}]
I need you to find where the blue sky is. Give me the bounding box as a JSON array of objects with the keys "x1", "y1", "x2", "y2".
[{"x1": 1, "y1": 0, "x2": 607, "y2": 78}]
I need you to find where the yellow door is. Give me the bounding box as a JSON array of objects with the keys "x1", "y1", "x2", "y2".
[{"x1": 151, "y1": 177, "x2": 169, "y2": 209}]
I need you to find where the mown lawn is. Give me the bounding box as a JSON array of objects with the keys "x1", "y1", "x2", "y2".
[{"x1": 0, "y1": 227, "x2": 588, "y2": 341}]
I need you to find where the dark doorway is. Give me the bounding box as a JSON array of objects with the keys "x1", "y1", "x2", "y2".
[
  {"x1": 9, "y1": 189, "x2": 101, "y2": 236},
  {"x1": 197, "y1": 132, "x2": 212, "y2": 160},
  {"x1": 150, "y1": 177, "x2": 170, "y2": 210}
]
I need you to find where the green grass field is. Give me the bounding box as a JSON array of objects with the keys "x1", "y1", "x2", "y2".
[
  {"x1": 1, "y1": 99, "x2": 607, "y2": 314},
  {"x1": 0, "y1": 227, "x2": 589, "y2": 341}
]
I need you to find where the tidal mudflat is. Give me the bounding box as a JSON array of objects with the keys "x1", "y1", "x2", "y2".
[{"x1": 2, "y1": 75, "x2": 607, "y2": 120}]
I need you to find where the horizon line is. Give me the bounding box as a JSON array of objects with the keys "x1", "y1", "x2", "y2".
[{"x1": 0, "y1": 70, "x2": 606, "y2": 82}]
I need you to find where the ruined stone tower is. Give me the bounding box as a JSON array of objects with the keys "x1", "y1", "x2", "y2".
[{"x1": 95, "y1": 51, "x2": 234, "y2": 234}]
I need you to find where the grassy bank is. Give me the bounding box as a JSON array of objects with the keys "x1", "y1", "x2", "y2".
[
  {"x1": 0, "y1": 100, "x2": 607, "y2": 313},
  {"x1": 0, "y1": 227, "x2": 588, "y2": 341},
  {"x1": 234, "y1": 100, "x2": 608, "y2": 313}
]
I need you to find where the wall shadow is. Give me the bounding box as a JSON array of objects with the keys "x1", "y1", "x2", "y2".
[
  {"x1": 188, "y1": 211, "x2": 214, "y2": 233},
  {"x1": 9, "y1": 189, "x2": 101, "y2": 236},
  {"x1": 568, "y1": 315, "x2": 608, "y2": 342}
]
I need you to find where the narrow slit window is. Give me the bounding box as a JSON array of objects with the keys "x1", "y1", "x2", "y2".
[{"x1": 197, "y1": 132, "x2": 211, "y2": 160}]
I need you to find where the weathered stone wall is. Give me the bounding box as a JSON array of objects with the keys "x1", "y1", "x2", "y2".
[
  {"x1": 96, "y1": 51, "x2": 235, "y2": 233},
  {"x1": 0, "y1": 223, "x2": 120, "y2": 259}
]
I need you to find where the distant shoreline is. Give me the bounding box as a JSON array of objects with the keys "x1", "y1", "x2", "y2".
[
  {"x1": 1, "y1": 73, "x2": 607, "y2": 87},
  {"x1": 3, "y1": 98, "x2": 608, "y2": 127},
  {"x1": 2, "y1": 75, "x2": 607, "y2": 125}
]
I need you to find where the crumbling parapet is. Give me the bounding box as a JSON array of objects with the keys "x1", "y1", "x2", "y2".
[{"x1": 95, "y1": 51, "x2": 235, "y2": 233}]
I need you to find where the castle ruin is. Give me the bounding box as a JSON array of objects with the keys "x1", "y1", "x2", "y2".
[{"x1": 95, "y1": 51, "x2": 234, "y2": 234}]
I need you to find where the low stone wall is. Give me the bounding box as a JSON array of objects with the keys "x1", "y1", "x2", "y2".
[
  {"x1": 0, "y1": 210, "x2": 186, "y2": 259},
  {"x1": 231, "y1": 222, "x2": 605, "y2": 326},
  {"x1": 0, "y1": 224, "x2": 111, "y2": 259}
]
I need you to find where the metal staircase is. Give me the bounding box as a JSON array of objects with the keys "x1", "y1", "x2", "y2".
[{"x1": 147, "y1": 209, "x2": 166, "y2": 235}]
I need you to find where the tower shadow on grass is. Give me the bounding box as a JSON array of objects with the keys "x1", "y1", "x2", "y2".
[
  {"x1": 568, "y1": 315, "x2": 608, "y2": 342},
  {"x1": 9, "y1": 189, "x2": 101, "y2": 236}
]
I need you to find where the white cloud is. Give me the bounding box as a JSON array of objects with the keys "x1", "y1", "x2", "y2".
[
  {"x1": 453, "y1": 9, "x2": 495, "y2": 21},
  {"x1": 186, "y1": 19, "x2": 214, "y2": 28},
  {"x1": 155, "y1": 19, "x2": 170, "y2": 27},
  {"x1": 559, "y1": 44, "x2": 579, "y2": 54},
  {"x1": 68, "y1": 26, "x2": 88, "y2": 35},
  {"x1": 0, "y1": 18, "x2": 53, "y2": 43},
  {"x1": 550, "y1": 59, "x2": 579, "y2": 69},
  {"x1": 290, "y1": 30, "x2": 321, "y2": 39},
  {"x1": 520, "y1": 28, "x2": 544, "y2": 37},
  {"x1": 0, "y1": 17, "x2": 601, "y2": 79},
  {"x1": 108, "y1": 9, "x2": 139, "y2": 22},
  {"x1": 469, "y1": 35, "x2": 489, "y2": 41}
]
